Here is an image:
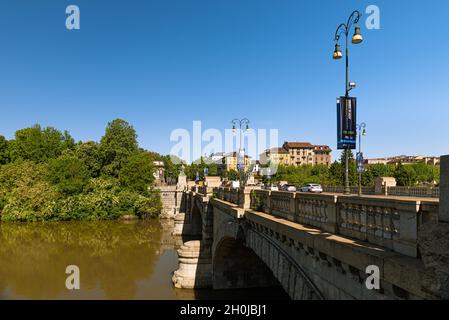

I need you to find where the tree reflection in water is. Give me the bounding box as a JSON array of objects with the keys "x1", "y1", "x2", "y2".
[
  {"x1": 0, "y1": 220, "x2": 290, "y2": 300},
  {"x1": 0, "y1": 220, "x2": 166, "y2": 300}
]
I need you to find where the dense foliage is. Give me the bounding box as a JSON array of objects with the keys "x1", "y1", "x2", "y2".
[
  {"x1": 184, "y1": 156, "x2": 218, "y2": 181},
  {"x1": 0, "y1": 119, "x2": 162, "y2": 222},
  {"x1": 267, "y1": 150, "x2": 440, "y2": 187}
]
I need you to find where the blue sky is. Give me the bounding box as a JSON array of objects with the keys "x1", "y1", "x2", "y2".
[{"x1": 0, "y1": 0, "x2": 448, "y2": 160}]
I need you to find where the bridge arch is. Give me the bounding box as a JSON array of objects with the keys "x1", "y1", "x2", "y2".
[
  {"x1": 213, "y1": 236, "x2": 282, "y2": 290},
  {"x1": 212, "y1": 218, "x2": 323, "y2": 300},
  {"x1": 245, "y1": 227, "x2": 324, "y2": 300}
]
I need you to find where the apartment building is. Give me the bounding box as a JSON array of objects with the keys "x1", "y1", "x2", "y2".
[
  {"x1": 214, "y1": 152, "x2": 252, "y2": 175},
  {"x1": 283, "y1": 142, "x2": 332, "y2": 166},
  {"x1": 259, "y1": 142, "x2": 332, "y2": 167},
  {"x1": 260, "y1": 147, "x2": 290, "y2": 166}
]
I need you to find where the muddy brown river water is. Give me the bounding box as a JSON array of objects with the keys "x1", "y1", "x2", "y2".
[{"x1": 0, "y1": 220, "x2": 289, "y2": 300}]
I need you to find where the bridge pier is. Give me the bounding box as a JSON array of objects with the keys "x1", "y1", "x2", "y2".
[
  {"x1": 172, "y1": 191, "x2": 215, "y2": 289},
  {"x1": 172, "y1": 240, "x2": 213, "y2": 289}
]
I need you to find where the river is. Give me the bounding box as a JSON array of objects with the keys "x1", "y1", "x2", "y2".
[{"x1": 0, "y1": 220, "x2": 289, "y2": 300}]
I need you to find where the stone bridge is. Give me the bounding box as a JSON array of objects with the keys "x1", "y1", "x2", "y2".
[{"x1": 168, "y1": 157, "x2": 449, "y2": 300}]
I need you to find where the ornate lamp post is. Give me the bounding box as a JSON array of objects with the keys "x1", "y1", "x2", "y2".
[
  {"x1": 231, "y1": 118, "x2": 250, "y2": 188},
  {"x1": 333, "y1": 10, "x2": 364, "y2": 195},
  {"x1": 356, "y1": 123, "x2": 367, "y2": 196}
]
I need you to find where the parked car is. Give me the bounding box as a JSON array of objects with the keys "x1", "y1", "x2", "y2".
[
  {"x1": 231, "y1": 181, "x2": 240, "y2": 189},
  {"x1": 300, "y1": 183, "x2": 323, "y2": 193},
  {"x1": 264, "y1": 184, "x2": 279, "y2": 191},
  {"x1": 281, "y1": 184, "x2": 297, "y2": 192}
]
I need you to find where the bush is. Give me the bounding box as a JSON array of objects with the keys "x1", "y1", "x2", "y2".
[
  {"x1": 0, "y1": 161, "x2": 59, "y2": 221},
  {"x1": 48, "y1": 155, "x2": 90, "y2": 195},
  {"x1": 48, "y1": 178, "x2": 162, "y2": 221}
]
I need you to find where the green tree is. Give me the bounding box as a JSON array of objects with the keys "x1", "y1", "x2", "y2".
[
  {"x1": 339, "y1": 150, "x2": 357, "y2": 186},
  {"x1": 8, "y1": 125, "x2": 75, "y2": 163},
  {"x1": 431, "y1": 165, "x2": 440, "y2": 185},
  {"x1": 0, "y1": 135, "x2": 9, "y2": 164},
  {"x1": 368, "y1": 163, "x2": 395, "y2": 181},
  {"x1": 394, "y1": 164, "x2": 417, "y2": 186},
  {"x1": 0, "y1": 120, "x2": 165, "y2": 222},
  {"x1": 119, "y1": 152, "x2": 155, "y2": 193},
  {"x1": 328, "y1": 161, "x2": 343, "y2": 186},
  {"x1": 361, "y1": 169, "x2": 374, "y2": 186},
  {"x1": 207, "y1": 162, "x2": 218, "y2": 176},
  {"x1": 100, "y1": 119, "x2": 138, "y2": 177},
  {"x1": 227, "y1": 169, "x2": 239, "y2": 181},
  {"x1": 411, "y1": 162, "x2": 433, "y2": 184},
  {"x1": 162, "y1": 155, "x2": 183, "y2": 184},
  {"x1": 75, "y1": 141, "x2": 102, "y2": 177},
  {"x1": 48, "y1": 155, "x2": 90, "y2": 195}
]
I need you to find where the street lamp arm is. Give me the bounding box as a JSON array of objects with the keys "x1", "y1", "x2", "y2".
[
  {"x1": 346, "y1": 10, "x2": 362, "y2": 30},
  {"x1": 334, "y1": 11, "x2": 362, "y2": 42},
  {"x1": 230, "y1": 118, "x2": 251, "y2": 188},
  {"x1": 334, "y1": 23, "x2": 347, "y2": 42},
  {"x1": 231, "y1": 118, "x2": 250, "y2": 129}
]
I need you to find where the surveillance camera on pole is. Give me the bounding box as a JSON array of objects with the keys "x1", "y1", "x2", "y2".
[{"x1": 349, "y1": 81, "x2": 357, "y2": 92}]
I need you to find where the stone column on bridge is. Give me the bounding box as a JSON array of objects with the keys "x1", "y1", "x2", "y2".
[
  {"x1": 374, "y1": 177, "x2": 396, "y2": 195},
  {"x1": 439, "y1": 155, "x2": 449, "y2": 222},
  {"x1": 418, "y1": 155, "x2": 449, "y2": 299},
  {"x1": 177, "y1": 172, "x2": 187, "y2": 191},
  {"x1": 240, "y1": 187, "x2": 254, "y2": 210}
]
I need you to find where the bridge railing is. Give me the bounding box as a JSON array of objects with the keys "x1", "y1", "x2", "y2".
[
  {"x1": 336, "y1": 196, "x2": 425, "y2": 257},
  {"x1": 388, "y1": 186, "x2": 439, "y2": 198},
  {"x1": 213, "y1": 187, "x2": 239, "y2": 205},
  {"x1": 323, "y1": 186, "x2": 376, "y2": 195},
  {"x1": 197, "y1": 186, "x2": 214, "y2": 196},
  {"x1": 323, "y1": 185, "x2": 439, "y2": 198},
  {"x1": 213, "y1": 187, "x2": 439, "y2": 258}
]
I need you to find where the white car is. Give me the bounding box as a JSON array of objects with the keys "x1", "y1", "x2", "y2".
[
  {"x1": 231, "y1": 181, "x2": 240, "y2": 189},
  {"x1": 264, "y1": 185, "x2": 279, "y2": 191},
  {"x1": 300, "y1": 184, "x2": 323, "y2": 193},
  {"x1": 281, "y1": 185, "x2": 297, "y2": 192}
]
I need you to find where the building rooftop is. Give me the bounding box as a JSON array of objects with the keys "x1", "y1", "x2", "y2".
[
  {"x1": 283, "y1": 142, "x2": 314, "y2": 149},
  {"x1": 264, "y1": 147, "x2": 289, "y2": 154}
]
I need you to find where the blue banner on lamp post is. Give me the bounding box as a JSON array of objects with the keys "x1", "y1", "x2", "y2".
[
  {"x1": 356, "y1": 152, "x2": 364, "y2": 173},
  {"x1": 337, "y1": 96, "x2": 357, "y2": 150}
]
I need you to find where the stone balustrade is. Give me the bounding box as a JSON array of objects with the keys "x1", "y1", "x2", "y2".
[
  {"x1": 212, "y1": 187, "x2": 439, "y2": 258},
  {"x1": 296, "y1": 193, "x2": 338, "y2": 233},
  {"x1": 336, "y1": 196, "x2": 425, "y2": 258},
  {"x1": 323, "y1": 186, "x2": 377, "y2": 195},
  {"x1": 388, "y1": 186, "x2": 439, "y2": 198},
  {"x1": 197, "y1": 186, "x2": 214, "y2": 196},
  {"x1": 323, "y1": 185, "x2": 439, "y2": 198}
]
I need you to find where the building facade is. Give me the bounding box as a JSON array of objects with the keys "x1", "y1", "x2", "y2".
[
  {"x1": 313, "y1": 145, "x2": 333, "y2": 166},
  {"x1": 214, "y1": 152, "x2": 252, "y2": 175},
  {"x1": 259, "y1": 142, "x2": 332, "y2": 167},
  {"x1": 260, "y1": 147, "x2": 290, "y2": 166}
]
